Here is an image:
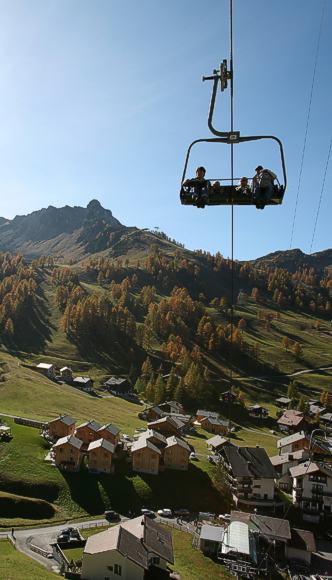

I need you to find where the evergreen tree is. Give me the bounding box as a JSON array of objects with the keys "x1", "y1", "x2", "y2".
[
  {"x1": 166, "y1": 368, "x2": 178, "y2": 398},
  {"x1": 134, "y1": 377, "x2": 145, "y2": 394},
  {"x1": 154, "y1": 374, "x2": 166, "y2": 405},
  {"x1": 174, "y1": 377, "x2": 185, "y2": 404}
]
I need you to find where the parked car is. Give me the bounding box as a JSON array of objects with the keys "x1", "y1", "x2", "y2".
[
  {"x1": 174, "y1": 508, "x2": 190, "y2": 518},
  {"x1": 157, "y1": 509, "x2": 173, "y2": 518},
  {"x1": 218, "y1": 513, "x2": 231, "y2": 521},
  {"x1": 141, "y1": 509, "x2": 156, "y2": 519},
  {"x1": 104, "y1": 510, "x2": 120, "y2": 522}
]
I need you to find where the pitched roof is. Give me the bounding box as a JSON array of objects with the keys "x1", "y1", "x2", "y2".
[
  {"x1": 321, "y1": 412, "x2": 332, "y2": 422},
  {"x1": 84, "y1": 516, "x2": 173, "y2": 567},
  {"x1": 290, "y1": 461, "x2": 332, "y2": 479},
  {"x1": 207, "y1": 435, "x2": 234, "y2": 448},
  {"x1": 140, "y1": 429, "x2": 167, "y2": 445},
  {"x1": 37, "y1": 363, "x2": 54, "y2": 370},
  {"x1": 88, "y1": 438, "x2": 115, "y2": 453},
  {"x1": 277, "y1": 410, "x2": 304, "y2": 427},
  {"x1": 148, "y1": 416, "x2": 185, "y2": 430},
  {"x1": 76, "y1": 420, "x2": 101, "y2": 432},
  {"x1": 201, "y1": 417, "x2": 229, "y2": 427},
  {"x1": 98, "y1": 423, "x2": 120, "y2": 436},
  {"x1": 60, "y1": 366, "x2": 72, "y2": 372},
  {"x1": 270, "y1": 450, "x2": 307, "y2": 466},
  {"x1": 73, "y1": 376, "x2": 92, "y2": 384},
  {"x1": 251, "y1": 514, "x2": 291, "y2": 541},
  {"x1": 104, "y1": 377, "x2": 127, "y2": 386},
  {"x1": 277, "y1": 431, "x2": 306, "y2": 449},
  {"x1": 131, "y1": 438, "x2": 161, "y2": 455},
  {"x1": 223, "y1": 446, "x2": 275, "y2": 478},
  {"x1": 166, "y1": 436, "x2": 191, "y2": 452},
  {"x1": 276, "y1": 397, "x2": 291, "y2": 405},
  {"x1": 196, "y1": 409, "x2": 219, "y2": 419},
  {"x1": 289, "y1": 528, "x2": 316, "y2": 553},
  {"x1": 53, "y1": 434, "x2": 83, "y2": 450},
  {"x1": 49, "y1": 414, "x2": 75, "y2": 427},
  {"x1": 200, "y1": 524, "x2": 224, "y2": 542}
]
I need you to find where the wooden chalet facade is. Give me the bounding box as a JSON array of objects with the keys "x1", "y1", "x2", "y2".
[
  {"x1": 48, "y1": 415, "x2": 76, "y2": 440},
  {"x1": 87, "y1": 439, "x2": 115, "y2": 474},
  {"x1": 53, "y1": 435, "x2": 83, "y2": 471}
]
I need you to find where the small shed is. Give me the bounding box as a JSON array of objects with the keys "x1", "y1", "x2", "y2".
[
  {"x1": 104, "y1": 377, "x2": 131, "y2": 394},
  {"x1": 199, "y1": 524, "x2": 224, "y2": 556},
  {"x1": 73, "y1": 376, "x2": 93, "y2": 392}
]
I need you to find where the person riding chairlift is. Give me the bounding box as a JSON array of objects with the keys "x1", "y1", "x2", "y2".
[
  {"x1": 252, "y1": 165, "x2": 277, "y2": 209},
  {"x1": 184, "y1": 166, "x2": 211, "y2": 208}
]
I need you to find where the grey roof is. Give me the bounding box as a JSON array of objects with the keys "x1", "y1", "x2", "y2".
[
  {"x1": 140, "y1": 429, "x2": 167, "y2": 445},
  {"x1": 231, "y1": 511, "x2": 291, "y2": 541},
  {"x1": 166, "y1": 436, "x2": 191, "y2": 452},
  {"x1": 309, "y1": 404, "x2": 326, "y2": 415},
  {"x1": 76, "y1": 420, "x2": 101, "y2": 432},
  {"x1": 53, "y1": 434, "x2": 83, "y2": 450},
  {"x1": 270, "y1": 450, "x2": 307, "y2": 466},
  {"x1": 207, "y1": 435, "x2": 234, "y2": 449},
  {"x1": 321, "y1": 412, "x2": 332, "y2": 422},
  {"x1": 200, "y1": 524, "x2": 224, "y2": 542},
  {"x1": 251, "y1": 514, "x2": 291, "y2": 541},
  {"x1": 148, "y1": 416, "x2": 185, "y2": 430},
  {"x1": 223, "y1": 446, "x2": 276, "y2": 478},
  {"x1": 201, "y1": 417, "x2": 229, "y2": 427},
  {"x1": 144, "y1": 515, "x2": 174, "y2": 564},
  {"x1": 98, "y1": 423, "x2": 120, "y2": 436},
  {"x1": 104, "y1": 377, "x2": 128, "y2": 386},
  {"x1": 290, "y1": 528, "x2": 316, "y2": 553},
  {"x1": 196, "y1": 409, "x2": 219, "y2": 420},
  {"x1": 88, "y1": 438, "x2": 115, "y2": 453},
  {"x1": 277, "y1": 431, "x2": 306, "y2": 449},
  {"x1": 74, "y1": 376, "x2": 92, "y2": 384},
  {"x1": 49, "y1": 414, "x2": 75, "y2": 426},
  {"x1": 276, "y1": 397, "x2": 291, "y2": 404},
  {"x1": 131, "y1": 438, "x2": 161, "y2": 455},
  {"x1": 290, "y1": 461, "x2": 332, "y2": 479}
]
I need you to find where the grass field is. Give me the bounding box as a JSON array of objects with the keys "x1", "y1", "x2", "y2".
[{"x1": 0, "y1": 540, "x2": 58, "y2": 579}]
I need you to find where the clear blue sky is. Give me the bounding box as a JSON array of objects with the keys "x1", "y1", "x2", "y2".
[{"x1": 0, "y1": 0, "x2": 330, "y2": 260}]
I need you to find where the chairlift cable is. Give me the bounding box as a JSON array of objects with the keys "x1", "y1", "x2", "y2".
[
  {"x1": 289, "y1": 0, "x2": 326, "y2": 249},
  {"x1": 309, "y1": 137, "x2": 332, "y2": 253},
  {"x1": 229, "y1": 0, "x2": 235, "y2": 408}
]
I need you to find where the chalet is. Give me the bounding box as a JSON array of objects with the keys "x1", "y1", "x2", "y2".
[
  {"x1": 73, "y1": 376, "x2": 93, "y2": 391},
  {"x1": 285, "y1": 528, "x2": 316, "y2": 566},
  {"x1": 276, "y1": 397, "x2": 291, "y2": 408},
  {"x1": 104, "y1": 377, "x2": 131, "y2": 394},
  {"x1": 277, "y1": 410, "x2": 305, "y2": 433},
  {"x1": 159, "y1": 400, "x2": 184, "y2": 415},
  {"x1": 147, "y1": 416, "x2": 185, "y2": 437},
  {"x1": 87, "y1": 438, "x2": 115, "y2": 474},
  {"x1": 53, "y1": 434, "x2": 83, "y2": 471},
  {"x1": 131, "y1": 438, "x2": 161, "y2": 475},
  {"x1": 220, "y1": 520, "x2": 258, "y2": 575},
  {"x1": 270, "y1": 450, "x2": 309, "y2": 492},
  {"x1": 290, "y1": 461, "x2": 332, "y2": 522},
  {"x1": 36, "y1": 362, "x2": 56, "y2": 379},
  {"x1": 163, "y1": 436, "x2": 191, "y2": 471},
  {"x1": 221, "y1": 446, "x2": 277, "y2": 509},
  {"x1": 59, "y1": 366, "x2": 73, "y2": 382},
  {"x1": 321, "y1": 412, "x2": 332, "y2": 427},
  {"x1": 48, "y1": 415, "x2": 76, "y2": 440},
  {"x1": 248, "y1": 404, "x2": 269, "y2": 419},
  {"x1": 75, "y1": 420, "x2": 102, "y2": 446},
  {"x1": 206, "y1": 435, "x2": 235, "y2": 453},
  {"x1": 143, "y1": 405, "x2": 165, "y2": 422},
  {"x1": 220, "y1": 390, "x2": 237, "y2": 403},
  {"x1": 97, "y1": 423, "x2": 120, "y2": 446},
  {"x1": 139, "y1": 429, "x2": 167, "y2": 450},
  {"x1": 196, "y1": 409, "x2": 219, "y2": 423},
  {"x1": 277, "y1": 431, "x2": 308, "y2": 454},
  {"x1": 277, "y1": 431, "x2": 328, "y2": 456},
  {"x1": 81, "y1": 515, "x2": 174, "y2": 580},
  {"x1": 309, "y1": 403, "x2": 326, "y2": 416},
  {"x1": 200, "y1": 416, "x2": 229, "y2": 435}
]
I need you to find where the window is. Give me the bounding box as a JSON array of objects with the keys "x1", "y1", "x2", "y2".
[
  {"x1": 151, "y1": 556, "x2": 160, "y2": 565},
  {"x1": 114, "y1": 564, "x2": 122, "y2": 576}
]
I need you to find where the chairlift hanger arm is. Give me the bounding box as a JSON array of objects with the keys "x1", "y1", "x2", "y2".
[{"x1": 203, "y1": 61, "x2": 233, "y2": 138}]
